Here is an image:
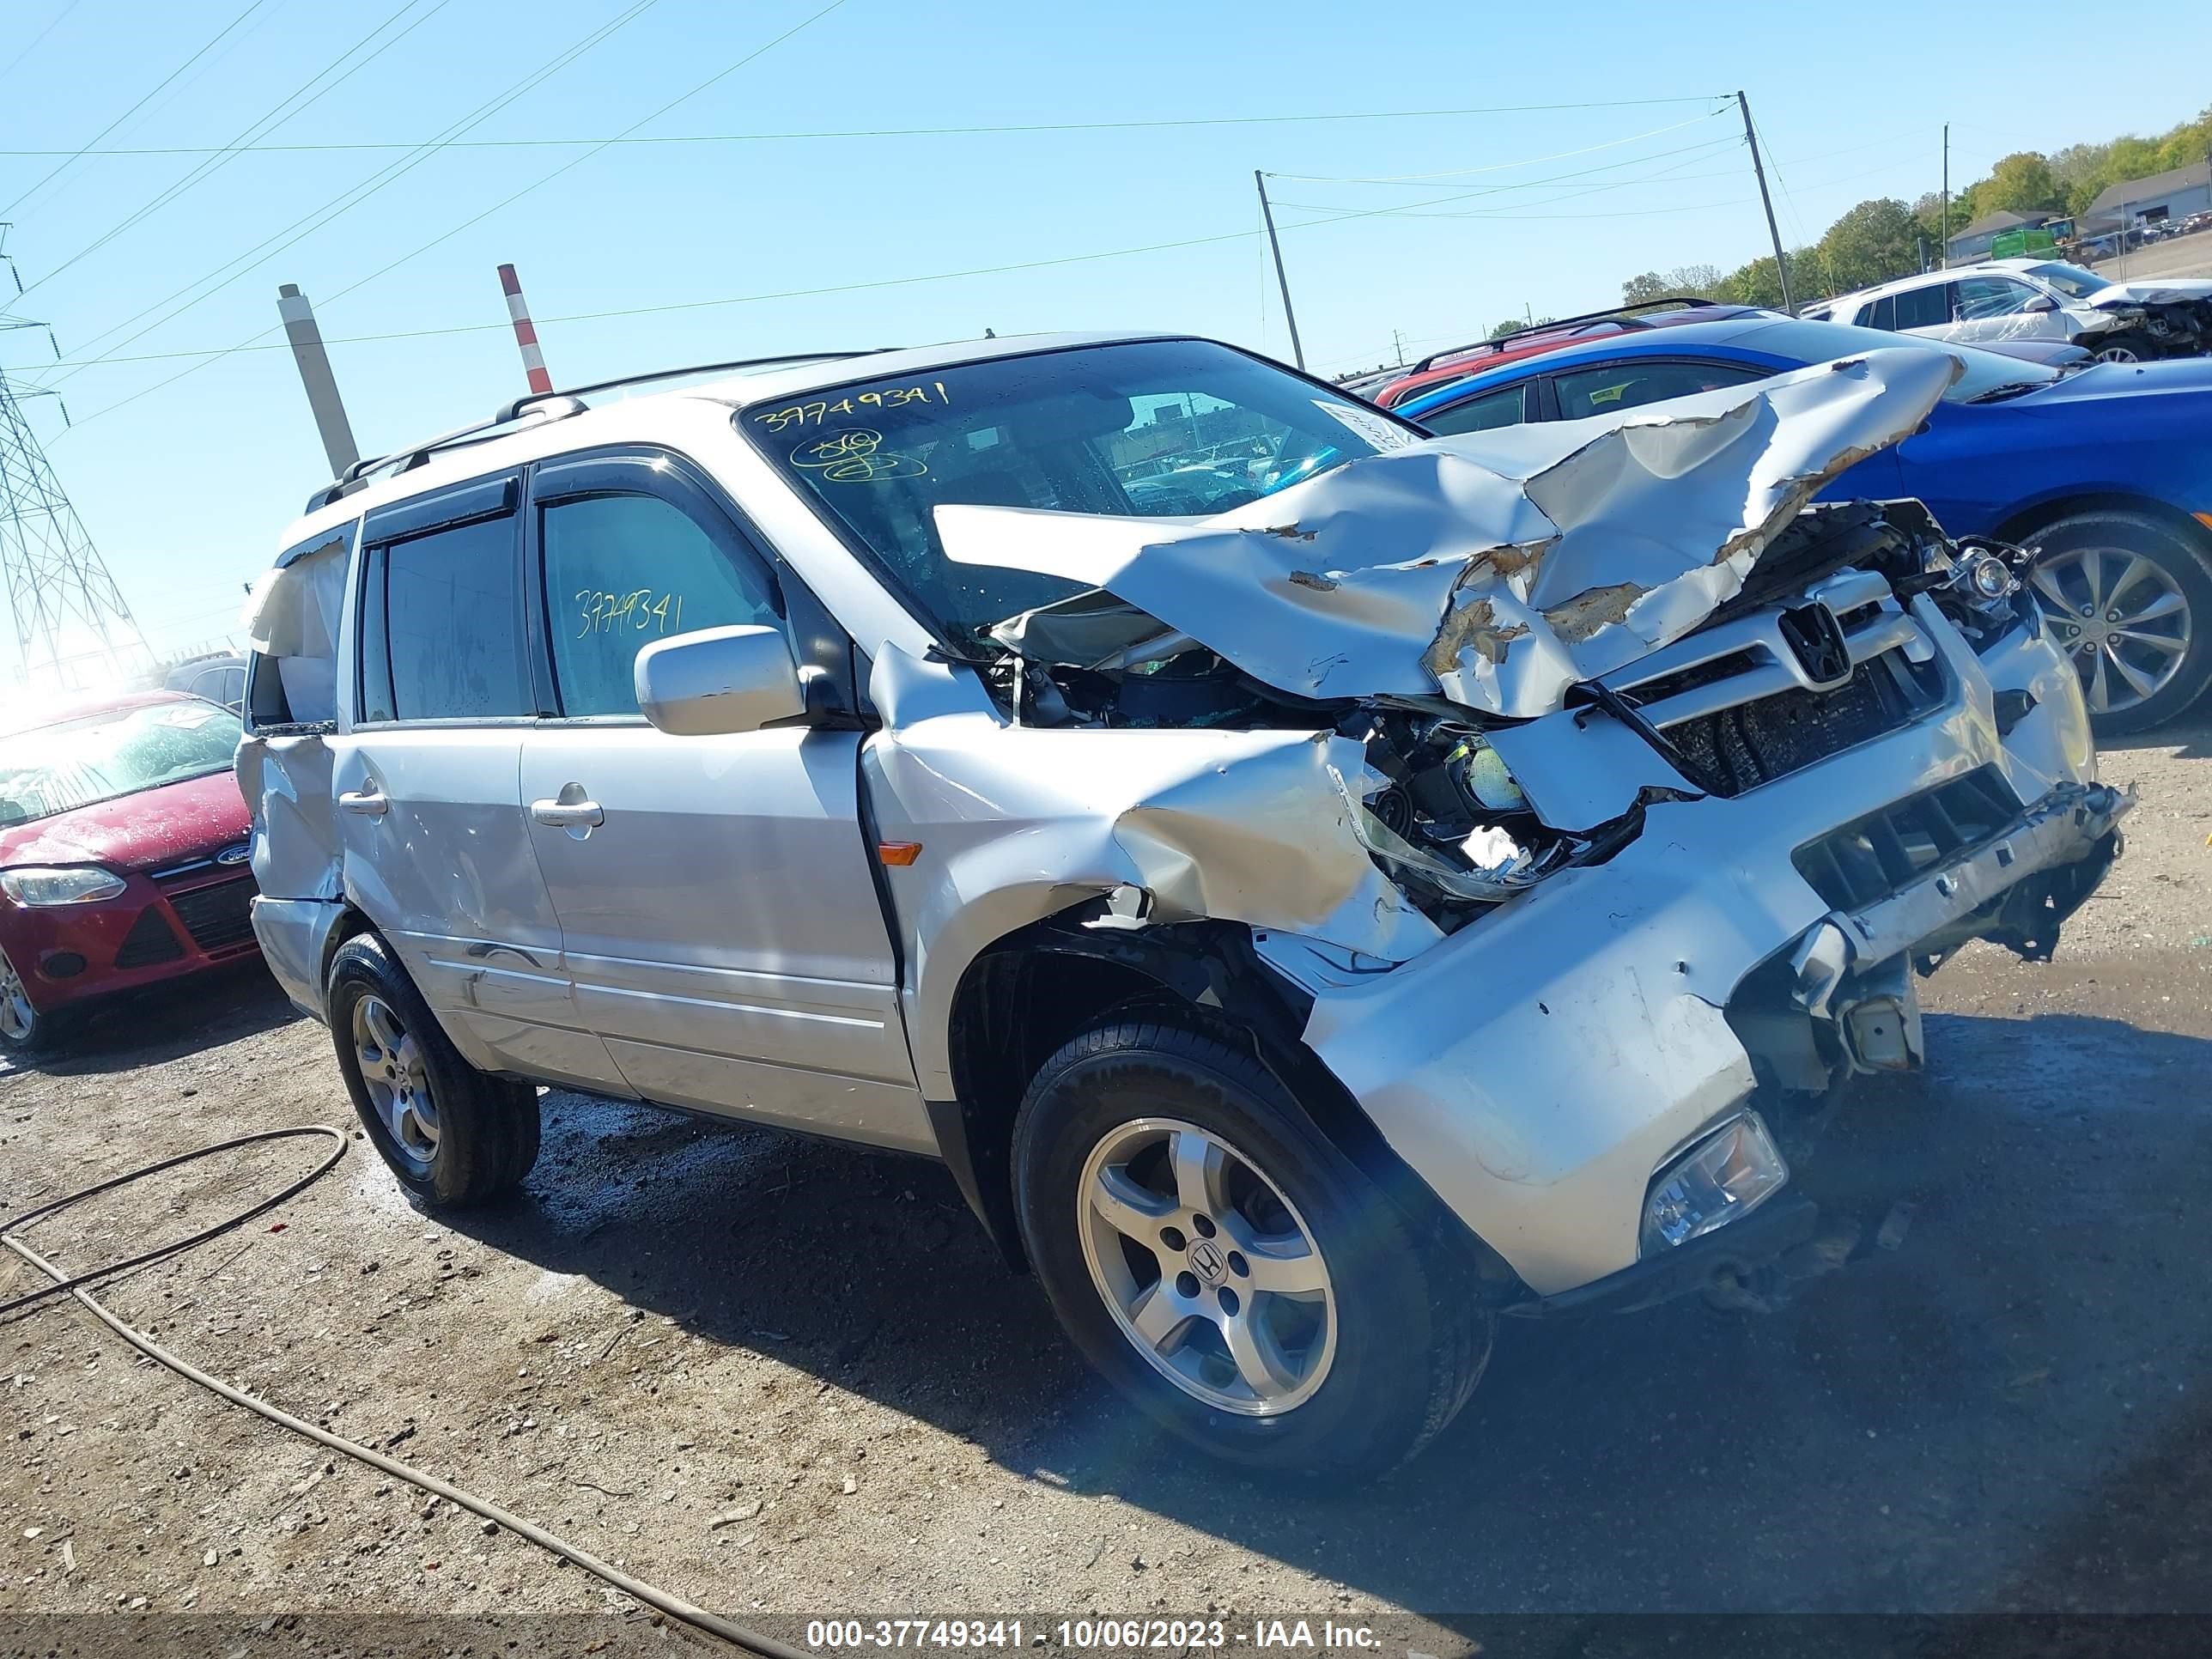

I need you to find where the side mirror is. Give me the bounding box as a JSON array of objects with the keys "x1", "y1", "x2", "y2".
[
  {"x1": 2024, "y1": 295, "x2": 2059, "y2": 313},
  {"x1": 635, "y1": 625, "x2": 808, "y2": 736}
]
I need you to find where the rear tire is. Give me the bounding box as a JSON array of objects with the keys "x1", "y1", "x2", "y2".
[
  {"x1": 2026, "y1": 508, "x2": 2212, "y2": 735},
  {"x1": 1012, "y1": 1016, "x2": 1490, "y2": 1478},
  {"x1": 325, "y1": 932, "x2": 539, "y2": 1206}
]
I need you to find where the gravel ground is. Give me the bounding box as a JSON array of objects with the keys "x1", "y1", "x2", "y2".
[{"x1": 1, "y1": 713, "x2": 2208, "y2": 1648}]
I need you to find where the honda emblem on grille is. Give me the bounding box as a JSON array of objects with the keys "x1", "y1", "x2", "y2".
[
  {"x1": 1778, "y1": 602, "x2": 1852, "y2": 690},
  {"x1": 216, "y1": 842, "x2": 252, "y2": 866}
]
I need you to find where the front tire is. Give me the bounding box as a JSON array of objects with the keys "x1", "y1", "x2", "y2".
[
  {"x1": 325, "y1": 932, "x2": 540, "y2": 1206},
  {"x1": 0, "y1": 943, "x2": 76, "y2": 1059},
  {"x1": 2089, "y1": 332, "x2": 2154, "y2": 363},
  {"x1": 2026, "y1": 509, "x2": 2212, "y2": 734},
  {"x1": 1012, "y1": 1017, "x2": 1490, "y2": 1478}
]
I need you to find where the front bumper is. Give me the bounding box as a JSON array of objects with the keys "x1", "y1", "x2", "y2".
[
  {"x1": 2, "y1": 865, "x2": 261, "y2": 1017},
  {"x1": 1260, "y1": 600, "x2": 2118, "y2": 1297}
]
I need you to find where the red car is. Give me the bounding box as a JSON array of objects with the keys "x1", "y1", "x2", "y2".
[
  {"x1": 1367, "y1": 297, "x2": 1780, "y2": 410},
  {"x1": 0, "y1": 690, "x2": 258, "y2": 1054}
]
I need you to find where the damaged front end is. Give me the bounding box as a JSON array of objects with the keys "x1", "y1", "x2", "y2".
[{"x1": 878, "y1": 348, "x2": 2124, "y2": 1304}]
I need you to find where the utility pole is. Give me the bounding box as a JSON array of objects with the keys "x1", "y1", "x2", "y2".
[
  {"x1": 496, "y1": 263, "x2": 553, "y2": 398},
  {"x1": 1940, "y1": 124, "x2": 1950, "y2": 270},
  {"x1": 1737, "y1": 91, "x2": 1793, "y2": 315},
  {"x1": 275, "y1": 283, "x2": 358, "y2": 477},
  {"x1": 0, "y1": 231, "x2": 149, "y2": 690},
  {"x1": 1254, "y1": 171, "x2": 1305, "y2": 371},
  {"x1": 1392, "y1": 328, "x2": 1405, "y2": 368}
]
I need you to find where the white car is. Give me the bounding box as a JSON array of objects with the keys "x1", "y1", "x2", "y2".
[{"x1": 1820, "y1": 259, "x2": 2211, "y2": 362}]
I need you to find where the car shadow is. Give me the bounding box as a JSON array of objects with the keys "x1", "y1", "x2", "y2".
[
  {"x1": 2098, "y1": 706, "x2": 2212, "y2": 762},
  {"x1": 432, "y1": 1008, "x2": 2212, "y2": 1618},
  {"x1": 1, "y1": 962, "x2": 299, "y2": 1079}
]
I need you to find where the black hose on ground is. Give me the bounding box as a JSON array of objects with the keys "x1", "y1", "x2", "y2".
[{"x1": 0, "y1": 1125, "x2": 809, "y2": 1659}]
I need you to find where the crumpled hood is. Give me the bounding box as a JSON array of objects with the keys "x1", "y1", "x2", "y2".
[
  {"x1": 2092, "y1": 278, "x2": 2212, "y2": 307},
  {"x1": 938, "y1": 347, "x2": 1959, "y2": 719}
]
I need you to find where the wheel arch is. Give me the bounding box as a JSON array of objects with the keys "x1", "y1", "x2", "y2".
[
  {"x1": 1991, "y1": 489, "x2": 2212, "y2": 562},
  {"x1": 937, "y1": 907, "x2": 1527, "y2": 1301}
]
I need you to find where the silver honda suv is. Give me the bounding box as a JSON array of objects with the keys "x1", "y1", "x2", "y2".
[{"x1": 240, "y1": 332, "x2": 2124, "y2": 1476}]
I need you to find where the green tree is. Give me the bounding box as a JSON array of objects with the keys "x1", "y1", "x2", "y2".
[
  {"x1": 1486, "y1": 315, "x2": 1552, "y2": 338},
  {"x1": 1979, "y1": 151, "x2": 2063, "y2": 216},
  {"x1": 1816, "y1": 198, "x2": 1919, "y2": 294},
  {"x1": 1716, "y1": 248, "x2": 1822, "y2": 309}
]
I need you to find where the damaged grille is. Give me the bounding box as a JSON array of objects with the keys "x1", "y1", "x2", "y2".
[
  {"x1": 1608, "y1": 566, "x2": 1942, "y2": 799},
  {"x1": 1792, "y1": 767, "x2": 2021, "y2": 912},
  {"x1": 1666, "y1": 657, "x2": 1936, "y2": 799}
]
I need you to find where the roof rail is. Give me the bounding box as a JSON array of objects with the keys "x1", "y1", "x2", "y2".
[
  {"x1": 491, "y1": 349, "x2": 893, "y2": 423},
  {"x1": 304, "y1": 349, "x2": 896, "y2": 514},
  {"x1": 1408, "y1": 296, "x2": 1726, "y2": 374},
  {"x1": 303, "y1": 398, "x2": 587, "y2": 514}
]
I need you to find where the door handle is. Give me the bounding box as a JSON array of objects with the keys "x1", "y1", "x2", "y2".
[
  {"x1": 530, "y1": 798, "x2": 605, "y2": 829},
  {"x1": 338, "y1": 787, "x2": 388, "y2": 817}
]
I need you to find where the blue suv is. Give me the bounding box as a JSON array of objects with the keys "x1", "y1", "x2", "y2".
[{"x1": 1396, "y1": 315, "x2": 2212, "y2": 733}]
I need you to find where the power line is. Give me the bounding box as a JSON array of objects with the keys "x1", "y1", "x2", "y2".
[
  {"x1": 51, "y1": 0, "x2": 857, "y2": 425},
  {"x1": 0, "y1": 93, "x2": 1739, "y2": 158},
  {"x1": 1260, "y1": 107, "x2": 1729, "y2": 185},
  {"x1": 40, "y1": 0, "x2": 665, "y2": 381},
  {"x1": 0, "y1": 0, "x2": 84, "y2": 83},
  {"x1": 35, "y1": 137, "x2": 1742, "y2": 385},
  {"x1": 14, "y1": 0, "x2": 457, "y2": 305},
  {"x1": 0, "y1": 0, "x2": 276, "y2": 221}
]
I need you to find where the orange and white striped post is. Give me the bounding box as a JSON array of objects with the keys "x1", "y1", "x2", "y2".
[{"x1": 497, "y1": 262, "x2": 553, "y2": 396}]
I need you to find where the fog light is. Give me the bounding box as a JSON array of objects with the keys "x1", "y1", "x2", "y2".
[
  {"x1": 1966, "y1": 553, "x2": 2016, "y2": 600},
  {"x1": 1642, "y1": 1113, "x2": 1788, "y2": 1255}
]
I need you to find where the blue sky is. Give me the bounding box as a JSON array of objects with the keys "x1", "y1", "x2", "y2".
[{"x1": 3, "y1": 0, "x2": 2208, "y2": 680}]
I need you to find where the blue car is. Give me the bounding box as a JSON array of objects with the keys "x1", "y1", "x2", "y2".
[{"x1": 1396, "y1": 316, "x2": 2212, "y2": 733}]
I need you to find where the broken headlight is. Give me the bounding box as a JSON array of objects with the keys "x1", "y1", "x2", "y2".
[{"x1": 1641, "y1": 1113, "x2": 1789, "y2": 1255}]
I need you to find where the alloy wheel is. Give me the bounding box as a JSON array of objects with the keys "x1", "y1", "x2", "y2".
[
  {"x1": 2093, "y1": 343, "x2": 2142, "y2": 363},
  {"x1": 1077, "y1": 1117, "x2": 1336, "y2": 1417},
  {"x1": 353, "y1": 994, "x2": 439, "y2": 1174},
  {"x1": 0, "y1": 946, "x2": 33, "y2": 1044},
  {"x1": 2029, "y1": 545, "x2": 2192, "y2": 716}
]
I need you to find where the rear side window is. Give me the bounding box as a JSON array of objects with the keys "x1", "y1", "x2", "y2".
[
  {"x1": 360, "y1": 515, "x2": 531, "y2": 722},
  {"x1": 1551, "y1": 360, "x2": 1766, "y2": 422},
  {"x1": 1893, "y1": 283, "x2": 1954, "y2": 331},
  {"x1": 539, "y1": 493, "x2": 782, "y2": 718},
  {"x1": 1857, "y1": 294, "x2": 1898, "y2": 331},
  {"x1": 1420, "y1": 384, "x2": 1528, "y2": 436}
]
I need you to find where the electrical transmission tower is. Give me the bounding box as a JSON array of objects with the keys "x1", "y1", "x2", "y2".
[{"x1": 0, "y1": 230, "x2": 149, "y2": 692}]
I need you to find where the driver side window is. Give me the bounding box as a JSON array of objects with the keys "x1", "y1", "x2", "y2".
[
  {"x1": 1956, "y1": 276, "x2": 2036, "y2": 320},
  {"x1": 1549, "y1": 360, "x2": 1767, "y2": 422}
]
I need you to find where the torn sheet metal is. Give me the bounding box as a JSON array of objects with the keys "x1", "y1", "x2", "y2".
[{"x1": 938, "y1": 349, "x2": 1960, "y2": 719}]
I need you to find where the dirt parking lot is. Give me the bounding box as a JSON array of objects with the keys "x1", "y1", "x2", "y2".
[{"x1": 2, "y1": 717, "x2": 2209, "y2": 1649}]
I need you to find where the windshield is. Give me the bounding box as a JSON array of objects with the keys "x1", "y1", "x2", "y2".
[
  {"x1": 2025, "y1": 262, "x2": 2110, "y2": 300},
  {"x1": 1735, "y1": 319, "x2": 2062, "y2": 402},
  {"x1": 742, "y1": 340, "x2": 1421, "y2": 645},
  {"x1": 0, "y1": 699, "x2": 242, "y2": 829}
]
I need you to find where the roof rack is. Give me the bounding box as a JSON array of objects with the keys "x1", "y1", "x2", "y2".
[
  {"x1": 491, "y1": 349, "x2": 892, "y2": 423},
  {"x1": 307, "y1": 349, "x2": 895, "y2": 513},
  {"x1": 1407, "y1": 296, "x2": 1726, "y2": 375},
  {"x1": 305, "y1": 398, "x2": 588, "y2": 512}
]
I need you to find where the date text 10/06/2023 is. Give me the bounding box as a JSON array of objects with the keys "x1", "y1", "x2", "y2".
[{"x1": 802, "y1": 1620, "x2": 1382, "y2": 1651}]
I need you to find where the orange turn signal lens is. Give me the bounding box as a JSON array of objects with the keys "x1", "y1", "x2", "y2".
[{"x1": 877, "y1": 842, "x2": 923, "y2": 866}]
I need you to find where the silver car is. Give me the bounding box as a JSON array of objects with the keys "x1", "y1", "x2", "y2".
[{"x1": 240, "y1": 333, "x2": 2124, "y2": 1475}]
